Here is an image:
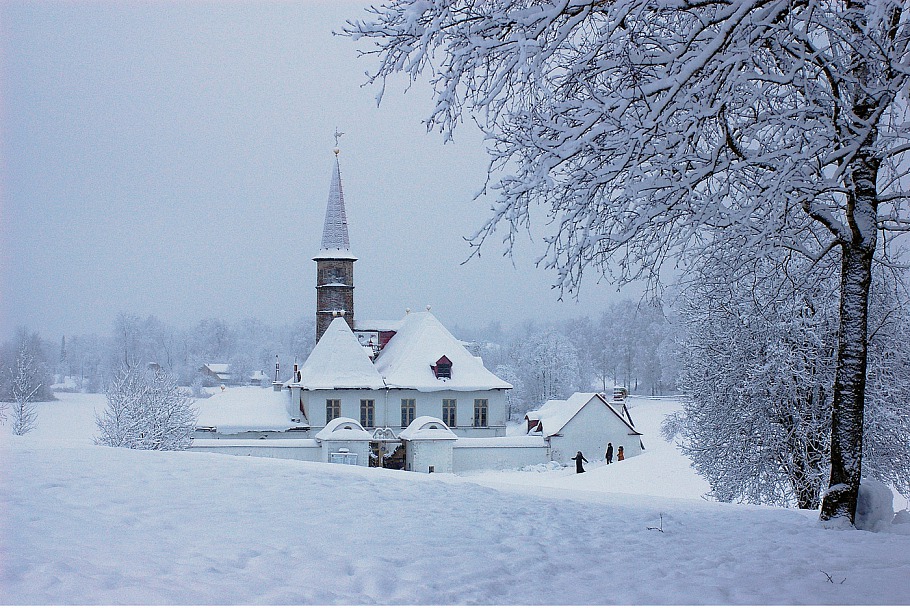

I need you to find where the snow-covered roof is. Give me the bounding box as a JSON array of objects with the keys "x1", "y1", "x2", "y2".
[
  {"x1": 374, "y1": 311, "x2": 512, "y2": 392},
  {"x1": 399, "y1": 416, "x2": 458, "y2": 441},
  {"x1": 525, "y1": 393, "x2": 598, "y2": 436},
  {"x1": 525, "y1": 392, "x2": 640, "y2": 437},
  {"x1": 355, "y1": 319, "x2": 403, "y2": 332},
  {"x1": 315, "y1": 417, "x2": 373, "y2": 441},
  {"x1": 205, "y1": 363, "x2": 231, "y2": 374},
  {"x1": 192, "y1": 438, "x2": 320, "y2": 448},
  {"x1": 314, "y1": 155, "x2": 355, "y2": 259},
  {"x1": 295, "y1": 318, "x2": 386, "y2": 390},
  {"x1": 195, "y1": 386, "x2": 296, "y2": 434}
]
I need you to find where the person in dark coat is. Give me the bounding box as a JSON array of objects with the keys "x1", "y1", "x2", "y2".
[
  {"x1": 617, "y1": 446, "x2": 625, "y2": 461},
  {"x1": 605, "y1": 442, "x2": 614, "y2": 464},
  {"x1": 571, "y1": 451, "x2": 588, "y2": 473}
]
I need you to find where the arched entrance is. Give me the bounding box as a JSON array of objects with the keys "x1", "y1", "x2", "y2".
[{"x1": 369, "y1": 427, "x2": 404, "y2": 469}]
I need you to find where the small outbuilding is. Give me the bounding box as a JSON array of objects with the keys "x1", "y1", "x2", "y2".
[
  {"x1": 315, "y1": 417, "x2": 373, "y2": 466},
  {"x1": 525, "y1": 393, "x2": 643, "y2": 464},
  {"x1": 399, "y1": 416, "x2": 458, "y2": 473},
  {"x1": 199, "y1": 363, "x2": 234, "y2": 386}
]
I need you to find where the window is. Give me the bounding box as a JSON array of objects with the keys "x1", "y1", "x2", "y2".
[
  {"x1": 443, "y1": 399, "x2": 457, "y2": 428},
  {"x1": 326, "y1": 399, "x2": 341, "y2": 423},
  {"x1": 401, "y1": 398, "x2": 416, "y2": 428},
  {"x1": 360, "y1": 399, "x2": 375, "y2": 428},
  {"x1": 330, "y1": 452, "x2": 358, "y2": 465},
  {"x1": 473, "y1": 398, "x2": 488, "y2": 427}
]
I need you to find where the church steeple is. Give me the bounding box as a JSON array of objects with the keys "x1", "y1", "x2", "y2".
[
  {"x1": 319, "y1": 154, "x2": 351, "y2": 253},
  {"x1": 314, "y1": 143, "x2": 357, "y2": 344}
]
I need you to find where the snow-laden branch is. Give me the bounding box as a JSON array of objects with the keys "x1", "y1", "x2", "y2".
[{"x1": 346, "y1": 0, "x2": 910, "y2": 293}]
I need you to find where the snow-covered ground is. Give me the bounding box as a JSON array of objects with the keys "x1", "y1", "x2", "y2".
[{"x1": 1, "y1": 393, "x2": 908, "y2": 604}]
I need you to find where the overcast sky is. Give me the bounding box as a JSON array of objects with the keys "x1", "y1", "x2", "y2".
[{"x1": 1, "y1": 0, "x2": 636, "y2": 342}]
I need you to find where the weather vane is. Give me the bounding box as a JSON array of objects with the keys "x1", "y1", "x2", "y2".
[{"x1": 333, "y1": 128, "x2": 345, "y2": 155}]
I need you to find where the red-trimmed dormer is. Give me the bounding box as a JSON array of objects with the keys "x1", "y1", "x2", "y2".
[{"x1": 431, "y1": 355, "x2": 452, "y2": 379}]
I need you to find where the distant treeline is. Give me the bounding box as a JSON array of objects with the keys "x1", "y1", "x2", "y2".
[
  {"x1": 2, "y1": 300, "x2": 678, "y2": 420},
  {"x1": 2, "y1": 315, "x2": 316, "y2": 397}
]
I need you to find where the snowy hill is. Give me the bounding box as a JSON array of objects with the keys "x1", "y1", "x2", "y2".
[{"x1": 1, "y1": 393, "x2": 908, "y2": 604}]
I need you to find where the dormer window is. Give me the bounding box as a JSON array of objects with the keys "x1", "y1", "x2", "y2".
[{"x1": 432, "y1": 355, "x2": 452, "y2": 379}]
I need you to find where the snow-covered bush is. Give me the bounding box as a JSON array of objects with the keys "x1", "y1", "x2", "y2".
[
  {"x1": 96, "y1": 366, "x2": 197, "y2": 450},
  {"x1": 893, "y1": 509, "x2": 910, "y2": 526},
  {"x1": 854, "y1": 479, "x2": 894, "y2": 532}
]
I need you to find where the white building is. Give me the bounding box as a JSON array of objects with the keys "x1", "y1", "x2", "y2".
[
  {"x1": 399, "y1": 416, "x2": 459, "y2": 473},
  {"x1": 524, "y1": 392, "x2": 644, "y2": 463},
  {"x1": 288, "y1": 311, "x2": 511, "y2": 437},
  {"x1": 192, "y1": 147, "x2": 514, "y2": 468}
]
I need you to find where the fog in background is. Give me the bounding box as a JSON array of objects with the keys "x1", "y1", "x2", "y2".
[{"x1": 1, "y1": 0, "x2": 635, "y2": 343}]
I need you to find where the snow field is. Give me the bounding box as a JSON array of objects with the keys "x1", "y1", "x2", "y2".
[{"x1": 1, "y1": 393, "x2": 908, "y2": 604}]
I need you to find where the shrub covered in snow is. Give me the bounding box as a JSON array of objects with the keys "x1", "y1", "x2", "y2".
[
  {"x1": 893, "y1": 509, "x2": 910, "y2": 526},
  {"x1": 855, "y1": 479, "x2": 894, "y2": 532},
  {"x1": 96, "y1": 366, "x2": 197, "y2": 450}
]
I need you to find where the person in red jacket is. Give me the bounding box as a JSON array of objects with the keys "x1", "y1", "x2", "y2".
[{"x1": 617, "y1": 446, "x2": 625, "y2": 461}]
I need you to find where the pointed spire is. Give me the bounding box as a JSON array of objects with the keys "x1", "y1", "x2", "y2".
[{"x1": 320, "y1": 153, "x2": 351, "y2": 252}]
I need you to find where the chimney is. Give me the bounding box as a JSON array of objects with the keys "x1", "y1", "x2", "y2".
[{"x1": 272, "y1": 355, "x2": 282, "y2": 391}]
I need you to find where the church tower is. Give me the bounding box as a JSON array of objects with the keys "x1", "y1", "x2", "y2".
[{"x1": 314, "y1": 147, "x2": 356, "y2": 343}]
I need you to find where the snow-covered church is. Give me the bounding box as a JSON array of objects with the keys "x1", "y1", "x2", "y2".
[
  {"x1": 192, "y1": 148, "x2": 530, "y2": 470},
  {"x1": 291, "y1": 146, "x2": 512, "y2": 435},
  {"x1": 192, "y1": 147, "x2": 642, "y2": 472}
]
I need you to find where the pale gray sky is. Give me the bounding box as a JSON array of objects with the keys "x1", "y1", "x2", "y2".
[{"x1": 1, "y1": 0, "x2": 631, "y2": 342}]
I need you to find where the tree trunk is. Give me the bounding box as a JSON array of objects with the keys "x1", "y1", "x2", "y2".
[
  {"x1": 819, "y1": 9, "x2": 882, "y2": 521},
  {"x1": 819, "y1": 230, "x2": 875, "y2": 523}
]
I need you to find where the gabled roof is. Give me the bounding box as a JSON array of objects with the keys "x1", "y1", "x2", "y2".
[
  {"x1": 373, "y1": 311, "x2": 512, "y2": 392},
  {"x1": 295, "y1": 317, "x2": 386, "y2": 390},
  {"x1": 314, "y1": 155, "x2": 357, "y2": 261},
  {"x1": 525, "y1": 392, "x2": 641, "y2": 437}
]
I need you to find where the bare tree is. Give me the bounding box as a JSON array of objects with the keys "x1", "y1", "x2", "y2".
[
  {"x1": 9, "y1": 344, "x2": 41, "y2": 435},
  {"x1": 511, "y1": 327, "x2": 584, "y2": 409},
  {"x1": 346, "y1": 0, "x2": 910, "y2": 525}
]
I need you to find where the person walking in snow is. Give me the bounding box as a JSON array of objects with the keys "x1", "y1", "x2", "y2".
[
  {"x1": 571, "y1": 451, "x2": 588, "y2": 473},
  {"x1": 605, "y1": 442, "x2": 614, "y2": 464},
  {"x1": 617, "y1": 446, "x2": 625, "y2": 461}
]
